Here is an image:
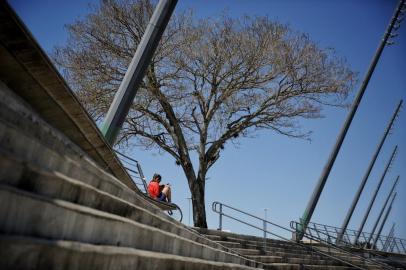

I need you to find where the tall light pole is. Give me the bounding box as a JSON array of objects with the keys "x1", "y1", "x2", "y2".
[
  {"x1": 336, "y1": 101, "x2": 402, "y2": 244},
  {"x1": 372, "y1": 193, "x2": 397, "y2": 248},
  {"x1": 297, "y1": 0, "x2": 406, "y2": 241},
  {"x1": 365, "y1": 176, "x2": 399, "y2": 247},
  {"x1": 101, "y1": 0, "x2": 178, "y2": 145},
  {"x1": 353, "y1": 146, "x2": 398, "y2": 244}
]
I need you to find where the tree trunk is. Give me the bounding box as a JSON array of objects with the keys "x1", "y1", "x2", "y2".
[
  {"x1": 182, "y1": 160, "x2": 208, "y2": 228},
  {"x1": 190, "y1": 178, "x2": 207, "y2": 228}
]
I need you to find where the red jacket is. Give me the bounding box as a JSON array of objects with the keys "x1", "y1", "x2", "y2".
[{"x1": 148, "y1": 181, "x2": 160, "y2": 199}]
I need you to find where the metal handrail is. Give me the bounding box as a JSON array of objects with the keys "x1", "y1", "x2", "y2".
[
  {"x1": 114, "y1": 150, "x2": 148, "y2": 192},
  {"x1": 305, "y1": 220, "x2": 406, "y2": 254},
  {"x1": 113, "y1": 149, "x2": 183, "y2": 222},
  {"x1": 290, "y1": 221, "x2": 398, "y2": 270},
  {"x1": 212, "y1": 201, "x2": 369, "y2": 270}
]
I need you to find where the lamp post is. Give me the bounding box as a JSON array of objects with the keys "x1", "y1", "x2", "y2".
[
  {"x1": 365, "y1": 176, "x2": 399, "y2": 247},
  {"x1": 353, "y1": 146, "x2": 398, "y2": 244},
  {"x1": 297, "y1": 0, "x2": 406, "y2": 241},
  {"x1": 263, "y1": 208, "x2": 270, "y2": 254},
  {"x1": 101, "y1": 0, "x2": 178, "y2": 145},
  {"x1": 336, "y1": 101, "x2": 402, "y2": 244}
]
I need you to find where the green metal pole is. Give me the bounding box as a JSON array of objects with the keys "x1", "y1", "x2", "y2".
[
  {"x1": 353, "y1": 146, "x2": 398, "y2": 244},
  {"x1": 365, "y1": 176, "x2": 399, "y2": 247},
  {"x1": 101, "y1": 0, "x2": 178, "y2": 145},
  {"x1": 372, "y1": 193, "x2": 396, "y2": 248},
  {"x1": 296, "y1": 0, "x2": 405, "y2": 241},
  {"x1": 336, "y1": 101, "x2": 402, "y2": 244}
]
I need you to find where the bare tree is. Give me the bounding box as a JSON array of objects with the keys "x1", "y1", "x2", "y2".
[{"x1": 54, "y1": 0, "x2": 356, "y2": 228}]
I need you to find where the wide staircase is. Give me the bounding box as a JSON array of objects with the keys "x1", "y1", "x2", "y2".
[
  {"x1": 194, "y1": 228, "x2": 404, "y2": 270},
  {"x1": 0, "y1": 81, "x2": 265, "y2": 269}
]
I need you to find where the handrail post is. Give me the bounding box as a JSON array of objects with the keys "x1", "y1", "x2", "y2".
[
  {"x1": 263, "y1": 219, "x2": 267, "y2": 254},
  {"x1": 399, "y1": 239, "x2": 406, "y2": 253},
  {"x1": 218, "y1": 203, "x2": 223, "y2": 231},
  {"x1": 400, "y1": 239, "x2": 406, "y2": 253},
  {"x1": 263, "y1": 208, "x2": 270, "y2": 254}
]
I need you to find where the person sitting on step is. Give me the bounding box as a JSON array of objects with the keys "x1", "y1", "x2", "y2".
[{"x1": 148, "y1": 173, "x2": 172, "y2": 203}]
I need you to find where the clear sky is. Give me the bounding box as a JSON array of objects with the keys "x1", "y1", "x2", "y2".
[{"x1": 9, "y1": 0, "x2": 406, "y2": 242}]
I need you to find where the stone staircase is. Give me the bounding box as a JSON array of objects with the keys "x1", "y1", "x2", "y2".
[
  {"x1": 194, "y1": 228, "x2": 403, "y2": 270},
  {"x1": 0, "y1": 81, "x2": 264, "y2": 269}
]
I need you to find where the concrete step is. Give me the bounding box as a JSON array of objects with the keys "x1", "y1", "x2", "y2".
[
  {"x1": 262, "y1": 263, "x2": 357, "y2": 270},
  {"x1": 243, "y1": 243, "x2": 331, "y2": 256},
  {"x1": 233, "y1": 244, "x2": 369, "y2": 267},
  {"x1": 0, "y1": 235, "x2": 261, "y2": 270},
  {"x1": 247, "y1": 255, "x2": 364, "y2": 267},
  {"x1": 197, "y1": 229, "x2": 390, "y2": 270},
  {"x1": 215, "y1": 240, "x2": 242, "y2": 248},
  {"x1": 205, "y1": 234, "x2": 223, "y2": 241},
  {"x1": 204, "y1": 231, "x2": 382, "y2": 268},
  {"x1": 242, "y1": 242, "x2": 348, "y2": 255},
  {"x1": 0, "y1": 153, "x2": 243, "y2": 258},
  {"x1": 0, "y1": 185, "x2": 259, "y2": 267},
  {"x1": 233, "y1": 248, "x2": 263, "y2": 256},
  {"x1": 250, "y1": 251, "x2": 380, "y2": 268},
  {"x1": 246, "y1": 255, "x2": 284, "y2": 263},
  {"x1": 248, "y1": 253, "x2": 373, "y2": 267}
]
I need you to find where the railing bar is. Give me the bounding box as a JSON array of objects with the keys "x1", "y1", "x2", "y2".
[
  {"x1": 323, "y1": 225, "x2": 331, "y2": 243},
  {"x1": 114, "y1": 150, "x2": 139, "y2": 162},
  {"x1": 217, "y1": 213, "x2": 365, "y2": 269},
  {"x1": 214, "y1": 202, "x2": 268, "y2": 222},
  {"x1": 129, "y1": 173, "x2": 139, "y2": 179},
  {"x1": 343, "y1": 230, "x2": 351, "y2": 244},
  {"x1": 124, "y1": 167, "x2": 139, "y2": 175},
  {"x1": 390, "y1": 240, "x2": 395, "y2": 252},
  {"x1": 399, "y1": 239, "x2": 405, "y2": 253},
  {"x1": 378, "y1": 237, "x2": 386, "y2": 250},
  {"x1": 393, "y1": 240, "x2": 400, "y2": 253},
  {"x1": 313, "y1": 223, "x2": 321, "y2": 240},
  {"x1": 213, "y1": 201, "x2": 293, "y2": 233},
  {"x1": 361, "y1": 232, "x2": 369, "y2": 243},
  {"x1": 384, "y1": 237, "x2": 390, "y2": 251},
  {"x1": 293, "y1": 222, "x2": 395, "y2": 269},
  {"x1": 117, "y1": 158, "x2": 136, "y2": 166}
]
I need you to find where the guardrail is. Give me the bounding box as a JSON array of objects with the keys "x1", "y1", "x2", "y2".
[
  {"x1": 290, "y1": 221, "x2": 399, "y2": 270},
  {"x1": 114, "y1": 150, "x2": 183, "y2": 222},
  {"x1": 297, "y1": 220, "x2": 406, "y2": 254},
  {"x1": 114, "y1": 150, "x2": 148, "y2": 192},
  {"x1": 211, "y1": 201, "x2": 388, "y2": 270}
]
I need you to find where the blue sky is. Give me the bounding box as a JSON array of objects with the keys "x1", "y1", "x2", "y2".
[{"x1": 9, "y1": 0, "x2": 406, "y2": 241}]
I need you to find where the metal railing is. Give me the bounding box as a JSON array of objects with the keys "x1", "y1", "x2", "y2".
[
  {"x1": 291, "y1": 221, "x2": 400, "y2": 270},
  {"x1": 211, "y1": 201, "x2": 385, "y2": 270},
  {"x1": 297, "y1": 220, "x2": 406, "y2": 254},
  {"x1": 114, "y1": 150, "x2": 183, "y2": 221},
  {"x1": 115, "y1": 150, "x2": 148, "y2": 193}
]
